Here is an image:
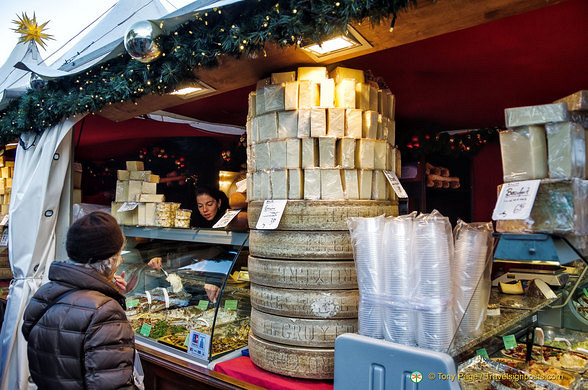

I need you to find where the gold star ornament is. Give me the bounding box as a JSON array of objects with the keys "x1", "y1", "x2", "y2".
[{"x1": 12, "y1": 12, "x2": 54, "y2": 49}]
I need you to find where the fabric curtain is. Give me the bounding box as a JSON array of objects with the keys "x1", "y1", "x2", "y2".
[{"x1": 0, "y1": 116, "x2": 81, "y2": 389}]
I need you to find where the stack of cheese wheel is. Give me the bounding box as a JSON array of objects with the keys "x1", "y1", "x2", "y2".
[{"x1": 246, "y1": 66, "x2": 399, "y2": 379}]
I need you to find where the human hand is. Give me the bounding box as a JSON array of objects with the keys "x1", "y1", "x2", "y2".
[
  {"x1": 113, "y1": 271, "x2": 127, "y2": 293},
  {"x1": 204, "y1": 283, "x2": 220, "y2": 303},
  {"x1": 147, "y1": 257, "x2": 162, "y2": 270}
]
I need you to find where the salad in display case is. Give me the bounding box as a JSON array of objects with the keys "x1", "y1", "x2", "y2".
[{"x1": 118, "y1": 226, "x2": 250, "y2": 365}]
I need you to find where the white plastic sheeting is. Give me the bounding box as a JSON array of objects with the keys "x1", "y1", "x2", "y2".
[
  {"x1": 0, "y1": 41, "x2": 43, "y2": 110},
  {"x1": 0, "y1": 117, "x2": 81, "y2": 389}
]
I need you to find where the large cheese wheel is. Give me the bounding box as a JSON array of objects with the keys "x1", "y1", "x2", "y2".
[
  {"x1": 248, "y1": 200, "x2": 398, "y2": 230},
  {"x1": 248, "y1": 256, "x2": 357, "y2": 290},
  {"x1": 250, "y1": 283, "x2": 358, "y2": 319},
  {"x1": 250, "y1": 308, "x2": 357, "y2": 347},
  {"x1": 249, "y1": 333, "x2": 334, "y2": 379},
  {"x1": 249, "y1": 230, "x2": 352, "y2": 260}
]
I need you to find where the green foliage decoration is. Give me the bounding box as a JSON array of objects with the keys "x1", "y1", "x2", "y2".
[{"x1": 0, "y1": 0, "x2": 418, "y2": 142}]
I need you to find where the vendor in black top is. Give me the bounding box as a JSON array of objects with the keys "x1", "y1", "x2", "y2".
[{"x1": 191, "y1": 186, "x2": 229, "y2": 228}]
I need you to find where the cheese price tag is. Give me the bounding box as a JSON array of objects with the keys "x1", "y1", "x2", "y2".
[
  {"x1": 139, "y1": 323, "x2": 152, "y2": 337},
  {"x1": 126, "y1": 299, "x2": 139, "y2": 309},
  {"x1": 184, "y1": 334, "x2": 190, "y2": 347},
  {"x1": 256, "y1": 199, "x2": 287, "y2": 230},
  {"x1": 212, "y1": 209, "x2": 241, "y2": 228},
  {"x1": 583, "y1": 288, "x2": 588, "y2": 297},
  {"x1": 503, "y1": 334, "x2": 517, "y2": 350},
  {"x1": 0, "y1": 215, "x2": 8, "y2": 226},
  {"x1": 186, "y1": 330, "x2": 211, "y2": 358},
  {"x1": 492, "y1": 180, "x2": 540, "y2": 221},
  {"x1": 118, "y1": 202, "x2": 139, "y2": 212},
  {"x1": 383, "y1": 170, "x2": 408, "y2": 199},
  {"x1": 224, "y1": 300, "x2": 238, "y2": 310},
  {"x1": 476, "y1": 348, "x2": 489, "y2": 359},
  {"x1": 197, "y1": 300, "x2": 209, "y2": 310},
  {"x1": 235, "y1": 178, "x2": 247, "y2": 193}
]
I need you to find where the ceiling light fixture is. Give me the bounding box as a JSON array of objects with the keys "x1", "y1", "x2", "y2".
[
  {"x1": 301, "y1": 25, "x2": 372, "y2": 62},
  {"x1": 169, "y1": 80, "x2": 215, "y2": 99}
]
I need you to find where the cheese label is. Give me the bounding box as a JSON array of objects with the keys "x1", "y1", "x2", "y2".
[
  {"x1": 118, "y1": 202, "x2": 139, "y2": 212},
  {"x1": 212, "y1": 209, "x2": 241, "y2": 228},
  {"x1": 224, "y1": 300, "x2": 238, "y2": 310},
  {"x1": 256, "y1": 199, "x2": 288, "y2": 230},
  {"x1": 197, "y1": 300, "x2": 209, "y2": 310},
  {"x1": 187, "y1": 330, "x2": 210, "y2": 358},
  {"x1": 476, "y1": 348, "x2": 489, "y2": 359},
  {"x1": 583, "y1": 288, "x2": 588, "y2": 297},
  {"x1": 139, "y1": 323, "x2": 152, "y2": 337},
  {"x1": 126, "y1": 299, "x2": 139, "y2": 309},
  {"x1": 383, "y1": 170, "x2": 408, "y2": 199},
  {"x1": 492, "y1": 180, "x2": 540, "y2": 220},
  {"x1": 502, "y1": 334, "x2": 517, "y2": 350}
]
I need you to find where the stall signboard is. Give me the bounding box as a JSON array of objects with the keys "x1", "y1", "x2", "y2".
[{"x1": 492, "y1": 180, "x2": 540, "y2": 220}]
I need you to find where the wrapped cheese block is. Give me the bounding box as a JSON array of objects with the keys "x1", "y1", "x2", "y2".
[
  {"x1": 321, "y1": 169, "x2": 344, "y2": 200},
  {"x1": 117, "y1": 170, "x2": 130, "y2": 181},
  {"x1": 297, "y1": 67, "x2": 328, "y2": 82},
  {"x1": 499, "y1": 126, "x2": 548, "y2": 182},
  {"x1": 284, "y1": 81, "x2": 299, "y2": 111},
  {"x1": 298, "y1": 109, "x2": 311, "y2": 137},
  {"x1": 318, "y1": 137, "x2": 336, "y2": 168},
  {"x1": 264, "y1": 84, "x2": 285, "y2": 112},
  {"x1": 362, "y1": 111, "x2": 378, "y2": 139},
  {"x1": 355, "y1": 139, "x2": 375, "y2": 169},
  {"x1": 138, "y1": 203, "x2": 157, "y2": 226},
  {"x1": 269, "y1": 141, "x2": 287, "y2": 169},
  {"x1": 115, "y1": 180, "x2": 129, "y2": 202},
  {"x1": 285, "y1": 139, "x2": 301, "y2": 169},
  {"x1": 355, "y1": 83, "x2": 370, "y2": 111},
  {"x1": 372, "y1": 170, "x2": 388, "y2": 200},
  {"x1": 252, "y1": 171, "x2": 262, "y2": 201},
  {"x1": 496, "y1": 178, "x2": 588, "y2": 234},
  {"x1": 330, "y1": 67, "x2": 365, "y2": 84},
  {"x1": 358, "y1": 169, "x2": 373, "y2": 200},
  {"x1": 320, "y1": 79, "x2": 335, "y2": 107},
  {"x1": 545, "y1": 121, "x2": 586, "y2": 178},
  {"x1": 304, "y1": 169, "x2": 321, "y2": 200},
  {"x1": 128, "y1": 180, "x2": 143, "y2": 201},
  {"x1": 299, "y1": 80, "x2": 320, "y2": 108},
  {"x1": 369, "y1": 85, "x2": 378, "y2": 112},
  {"x1": 260, "y1": 170, "x2": 271, "y2": 200},
  {"x1": 554, "y1": 90, "x2": 588, "y2": 111},
  {"x1": 256, "y1": 87, "x2": 265, "y2": 115},
  {"x1": 310, "y1": 108, "x2": 327, "y2": 138},
  {"x1": 288, "y1": 169, "x2": 303, "y2": 199},
  {"x1": 248, "y1": 116, "x2": 259, "y2": 143},
  {"x1": 374, "y1": 140, "x2": 387, "y2": 170},
  {"x1": 342, "y1": 170, "x2": 359, "y2": 199},
  {"x1": 505, "y1": 102, "x2": 569, "y2": 127},
  {"x1": 271, "y1": 71, "x2": 296, "y2": 84},
  {"x1": 255, "y1": 142, "x2": 270, "y2": 170},
  {"x1": 141, "y1": 181, "x2": 157, "y2": 194},
  {"x1": 126, "y1": 161, "x2": 144, "y2": 171},
  {"x1": 248, "y1": 91, "x2": 256, "y2": 118},
  {"x1": 335, "y1": 79, "x2": 356, "y2": 109},
  {"x1": 345, "y1": 109, "x2": 362, "y2": 138},
  {"x1": 301, "y1": 138, "x2": 318, "y2": 168},
  {"x1": 278, "y1": 111, "x2": 298, "y2": 138},
  {"x1": 327, "y1": 108, "x2": 345, "y2": 137},
  {"x1": 258, "y1": 112, "x2": 278, "y2": 141},
  {"x1": 271, "y1": 170, "x2": 288, "y2": 199},
  {"x1": 337, "y1": 138, "x2": 356, "y2": 169}
]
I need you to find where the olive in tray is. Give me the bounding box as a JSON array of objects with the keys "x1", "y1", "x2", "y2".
[{"x1": 501, "y1": 344, "x2": 588, "y2": 372}]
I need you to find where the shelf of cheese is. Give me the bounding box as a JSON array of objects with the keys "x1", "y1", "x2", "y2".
[
  {"x1": 246, "y1": 66, "x2": 400, "y2": 202},
  {"x1": 0, "y1": 157, "x2": 13, "y2": 216},
  {"x1": 111, "y1": 161, "x2": 192, "y2": 227}
]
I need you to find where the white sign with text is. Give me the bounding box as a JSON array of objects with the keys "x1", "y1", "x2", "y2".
[
  {"x1": 212, "y1": 209, "x2": 241, "y2": 228},
  {"x1": 492, "y1": 180, "x2": 540, "y2": 220},
  {"x1": 383, "y1": 170, "x2": 408, "y2": 199},
  {"x1": 255, "y1": 200, "x2": 287, "y2": 230}
]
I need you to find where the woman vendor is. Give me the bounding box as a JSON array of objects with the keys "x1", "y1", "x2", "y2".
[{"x1": 191, "y1": 186, "x2": 229, "y2": 228}]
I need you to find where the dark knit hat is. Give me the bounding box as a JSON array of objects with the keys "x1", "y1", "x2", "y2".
[{"x1": 66, "y1": 211, "x2": 124, "y2": 263}]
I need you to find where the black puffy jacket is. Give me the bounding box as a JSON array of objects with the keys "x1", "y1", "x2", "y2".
[{"x1": 22, "y1": 261, "x2": 136, "y2": 390}]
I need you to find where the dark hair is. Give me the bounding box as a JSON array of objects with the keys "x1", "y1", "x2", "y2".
[{"x1": 195, "y1": 186, "x2": 222, "y2": 202}]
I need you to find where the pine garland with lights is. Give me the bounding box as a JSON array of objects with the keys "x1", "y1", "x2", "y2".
[{"x1": 0, "y1": 0, "x2": 418, "y2": 142}]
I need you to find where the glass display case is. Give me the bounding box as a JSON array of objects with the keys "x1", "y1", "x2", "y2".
[{"x1": 119, "y1": 226, "x2": 250, "y2": 366}]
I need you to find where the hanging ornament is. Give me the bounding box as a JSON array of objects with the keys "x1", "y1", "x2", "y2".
[
  {"x1": 29, "y1": 73, "x2": 47, "y2": 91},
  {"x1": 124, "y1": 20, "x2": 162, "y2": 63},
  {"x1": 12, "y1": 13, "x2": 54, "y2": 49}
]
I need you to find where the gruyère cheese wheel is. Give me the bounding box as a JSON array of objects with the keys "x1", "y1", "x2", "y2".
[
  {"x1": 250, "y1": 308, "x2": 357, "y2": 347},
  {"x1": 248, "y1": 200, "x2": 398, "y2": 230},
  {"x1": 249, "y1": 230, "x2": 352, "y2": 260},
  {"x1": 249, "y1": 332, "x2": 334, "y2": 379},
  {"x1": 248, "y1": 255, "x2": 357, "y2": 290},
  {"x1": 250, "y1": 283, "x2": 358, "y2": 319}
]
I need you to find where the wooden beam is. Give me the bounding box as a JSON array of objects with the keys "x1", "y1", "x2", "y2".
[{"x1": 98, "y1": 0, "x2": 561, "y2": 122}]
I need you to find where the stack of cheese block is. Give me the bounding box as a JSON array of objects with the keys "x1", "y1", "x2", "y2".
[
  {"x1": 111, "y1": 161, "x2": 192, "y2": 228},
  {"x1": 497, "y1": 94, "x2": 588, "y2": 254},
  {"x1": 0, "y1": 156, "x2": 13, "y2": 216},
  {"x1": 246, "y1": 67, "x2": 399, "y2": 379}
]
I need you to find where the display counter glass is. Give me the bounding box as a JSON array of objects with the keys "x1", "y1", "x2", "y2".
[{"x1": 119, "y1": 226, "x2": 250, "y2": 366}]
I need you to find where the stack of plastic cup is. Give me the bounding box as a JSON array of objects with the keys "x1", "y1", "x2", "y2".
[
  {"x1": 347, "y1": 216, "x2": 385, "y2": 339},
  {"x1": 413, "y1": 213, "x2": 455, "y2": 351},
  {"x1": 382, "y1": 215, "x2": 416, "y2": 345},
  {"x1": 454, "y1": 224, "x2": 491, "y2": 337}
]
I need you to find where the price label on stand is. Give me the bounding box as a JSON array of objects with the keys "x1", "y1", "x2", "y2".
[
  {"x1": 197, "y1": 300, "x2": 209, "y2": 310},
  {"x1": 503, "y1": 334, "x2": 517, "y2": 350},
  {"x1": 476, "y1": 348, "x2": 489, "y2": 358},
  {"x1": 235, "y1": 178, "x2": 247, "y2": 193},
  {"x1": 255, "y1": 200, "x2": 287, "y2": 230},
  {"x1": 126, "y1": 299, "x2": 139, "y2": 309},
  {"x1": 0, "y1": 215, "x2": 8, "y2": 226},
  {"x1": 212, "y1": 209, "x2": 241, "y2": 228},
  {"x1": 186, "y1": 330, "x2": 210, "y2": 358},
  {"x1": 583, "y1": 288, "x2": 588, "y2": 297},
  {"x1": 492, "y1": 180, "x2": 540, "y2": 220},
  {"x1": 224, "y1": 300, "x2": 238, "y2": 310},
  {"x1": 118, "y1": 202, "x2": 139, "y2": 212},
  {"x1": 139, "y1": 323, "x2": 152, "y2": 337},
  {"x1": 383, "y1": 170, "x2": 408, "y2": 199}
]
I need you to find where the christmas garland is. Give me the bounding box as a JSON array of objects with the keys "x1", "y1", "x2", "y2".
[{"x1": 0, "y1": 0, "x2": 418, "y2": 142}]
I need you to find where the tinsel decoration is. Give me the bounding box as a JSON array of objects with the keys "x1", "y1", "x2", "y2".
[{"x1": 0, "y1": 0, "x2": 418, "y2": 142}]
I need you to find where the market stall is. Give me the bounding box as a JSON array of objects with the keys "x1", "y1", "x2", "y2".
[{"x1": 0, "y1": 0, "x2": 587, "y2": 389}]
